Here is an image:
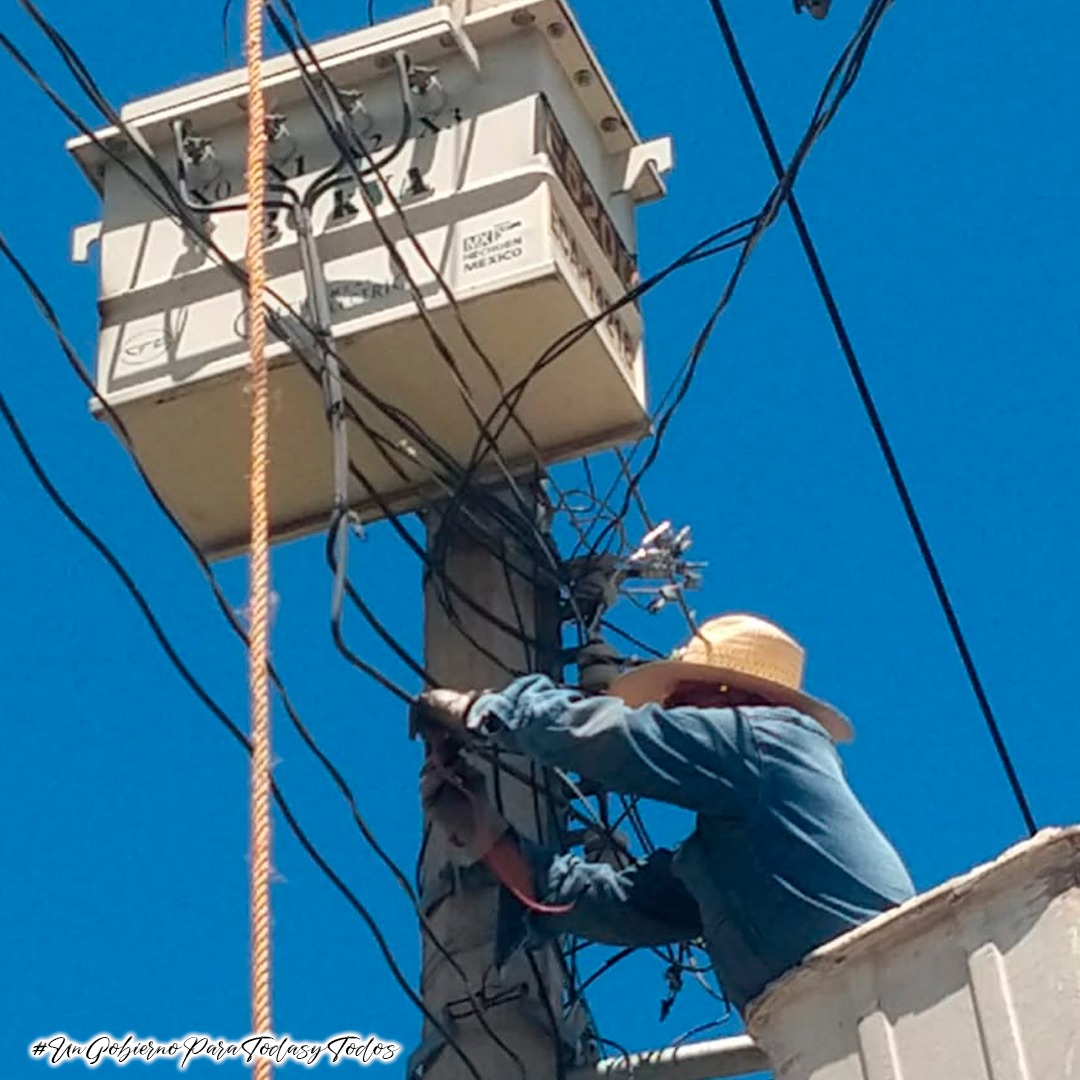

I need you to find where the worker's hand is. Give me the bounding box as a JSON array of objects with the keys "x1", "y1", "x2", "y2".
[
  {"x1": 412, "y1": 688, "x2": 483, "y2": 741},
  {"x1": 421, "y1": 760, "x2": 509, "y2": 864}
]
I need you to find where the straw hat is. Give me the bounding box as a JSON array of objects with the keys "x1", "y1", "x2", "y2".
[{"x1": 608, "y1": 613, "x2": 854, "y2": 743}]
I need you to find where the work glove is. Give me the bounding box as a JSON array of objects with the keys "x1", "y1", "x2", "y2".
[
  {"x1": 420, "y1": 759, "x2": 510, "y2": 865},
  {"x1": 412, "y1": 688, "x2": 485, "y2": 740}
]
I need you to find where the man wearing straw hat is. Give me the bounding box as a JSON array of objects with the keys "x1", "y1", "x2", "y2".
[{"x1": 416, "y1": 613, "x2": 914, "y2": 1013}]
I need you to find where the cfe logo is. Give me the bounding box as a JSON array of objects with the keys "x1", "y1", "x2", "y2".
[{"x1": 119, "y1": 328, "x2": 173, "y2": 368}]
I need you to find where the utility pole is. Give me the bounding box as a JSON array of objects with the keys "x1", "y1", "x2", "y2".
[
  {"x1": 413, "y1": 492, "x2": 575, "y2": 1080},
  {"x1": 410, "y1": 13, "x2": 576, "y2": 1077}
]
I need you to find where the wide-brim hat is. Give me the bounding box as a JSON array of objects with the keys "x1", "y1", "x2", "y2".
[{"x1": 608, "y1": 613, "x2": 854, "y2": 743}]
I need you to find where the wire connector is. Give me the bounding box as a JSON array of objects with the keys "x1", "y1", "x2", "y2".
[{"x1": 563, "y1": 522, "x2": 706, "y2": 629}]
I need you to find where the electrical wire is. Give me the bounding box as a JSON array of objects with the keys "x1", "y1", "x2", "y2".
[
  {"x1": 268, "y1": 11, "x2": 599, "y2": 633},
  {"x1": 0, "y1": 221, "x2": 530, "y2": 1080},
  {"x1": 266, "y1": 6, "x2": 548, "y2": 490},
  {"x1": 3, "y1": 214, "x2": 689, "y2": 1021},
  {"x1": 588, "y1": 1036, "x2": 637, "y2": 1072},
  {"x1": 0, "y1": 206, "x2": 418, "y2": 718},
  {"x1": 333, "y1": 429, "x2": 532, "y2": 676},
  {"x1": 578, "y1": 1, "x2": 904, "y2": 563},
  {"x1": 259, "y1": 3, "x2": 736, "y2": 1001},
  {"x1": 573, "y1": 946, "x2": 639, "y2": 998},
  {"x1": 705, "y1": 0, "x2": 1037, "y2": 839},
  {"x1": 174, "y1": 22, "x2": 487, "y2": 674},
  {"x1": 462, "y1": 219, "x2": 760, "y2": 500},
  {"x1": 222, "y1": 0, "x2": 235, "y2": 62},
  {"x1": 271, "y1": 0, "x2": 548, "y2": 465},
  {"x1": 598, "y1": 619, "x2": 667, "y2": 661},
  {"x1": 455, "y1": 217, "x2": 758, "y2": 584},
  {"x1": 526, "y1": 949, "x2": 568, "y2": 1080},
  {"x1": 667, "y1": 1017, "x2": 733, "y2": 1051}
]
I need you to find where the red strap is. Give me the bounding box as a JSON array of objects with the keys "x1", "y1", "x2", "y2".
[{"x1": 482, "y1": 833, "x2": 575, "y2": 917}]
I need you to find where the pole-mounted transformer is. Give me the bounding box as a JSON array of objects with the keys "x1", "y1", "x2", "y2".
[{"x1": 66, "y1": 0, "x2": 673, "y2": 560}]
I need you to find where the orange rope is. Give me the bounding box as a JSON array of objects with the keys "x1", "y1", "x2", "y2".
[{"x1": 244, "y1": 0, "x2": 273, "y2": 1074}]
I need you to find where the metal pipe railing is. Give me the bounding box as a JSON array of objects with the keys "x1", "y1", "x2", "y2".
[{"x1": 568, "y1": 1035, "x2": 769, "y2": 1080}]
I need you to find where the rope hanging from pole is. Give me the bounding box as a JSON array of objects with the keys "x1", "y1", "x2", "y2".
[{"x1": 244, "y1": 0, "x2": 274, "y2": 1073}]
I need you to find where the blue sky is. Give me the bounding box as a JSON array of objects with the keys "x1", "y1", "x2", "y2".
[{"x1": 2, "y1": 0, "x2": 1077, "y2": 1075}]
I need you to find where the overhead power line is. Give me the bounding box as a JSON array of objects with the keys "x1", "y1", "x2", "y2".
[
  {"x1": 573, "y1": 0, "x2": 907, "y2": 565},
  {"x1": 706, "y1": 0, "x2": 1037, "y2": 839},
  {"x1": 263, "y1": 3, "x2": 589, "y2": 633}
]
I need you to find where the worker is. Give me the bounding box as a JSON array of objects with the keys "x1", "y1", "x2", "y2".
[{"x1": 415, "y1": 613, "x2": 915, "y2": 1014}]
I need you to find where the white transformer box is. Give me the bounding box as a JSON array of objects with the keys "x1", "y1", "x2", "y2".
[{"x1": 68, "y1": 0, "x2": 673, "y2": 558}]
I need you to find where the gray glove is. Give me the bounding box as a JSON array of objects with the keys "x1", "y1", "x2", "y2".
[{"x1": 412, "y1": 688, "x2": 484, "y2": 741}]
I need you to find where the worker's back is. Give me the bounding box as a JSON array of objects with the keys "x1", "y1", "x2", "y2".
[{"x1": 670, "y1": 706, "x2": 915, "y2": 1009}]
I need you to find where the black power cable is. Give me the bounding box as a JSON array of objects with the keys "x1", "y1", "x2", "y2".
[
  {"x1": 462, "y1": 220, "x2": 759, "y2": 498},
  {"x1": 265, "y1": 4, "x2": 697, "y2": 691},
  {"x1": 266, "y1": 6, "x2": 553, "y2": 502},
  {"x1": 706, "y1": 0, "x2": 1037, "y2": 839},
  {"x1": 578, "y1": 0, "x2": 904, "y2": 563}
]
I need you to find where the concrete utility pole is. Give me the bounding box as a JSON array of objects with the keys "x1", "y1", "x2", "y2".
[{"x1": 414, "y1": 494, "x2": 575, "y2": 1080}]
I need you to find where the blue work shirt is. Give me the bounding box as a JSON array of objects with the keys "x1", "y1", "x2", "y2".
[{"x1": 470, "y1": 675, "x2": 915, "y2": 1011}]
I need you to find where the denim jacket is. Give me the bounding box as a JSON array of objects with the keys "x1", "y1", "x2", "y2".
[{"x1": 471, "y1": 675, "x2": 915, "y2": 1011}]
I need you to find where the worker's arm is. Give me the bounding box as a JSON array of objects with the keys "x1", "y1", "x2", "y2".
[
  {"x1": 469, "y1": 675, "x2": 759, "y2": 814},
  {"x1": 517, "y1": 843, "x2": 703, "y2": 947}
]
